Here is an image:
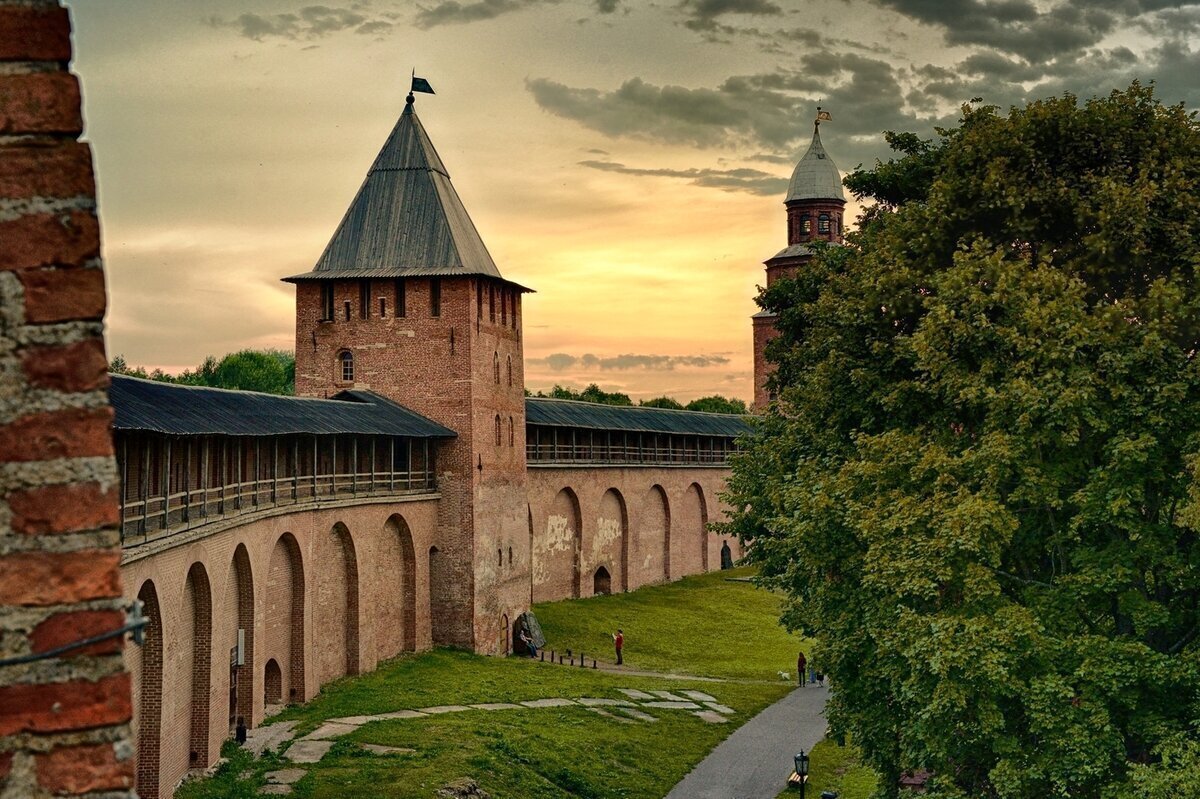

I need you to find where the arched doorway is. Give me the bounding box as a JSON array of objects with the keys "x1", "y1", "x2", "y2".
[
  {"x1": 185, "y1": 563, "x2": 212, "y2": 771},
  {"x1": 134, "y1": 580, "x2": 163, "y2": 799},
  {"x1": 265, "y1": 533, "x2": 304, "y2": 706},
  {"x1": 264, "y1": 659, "x2": 282, "y2": 705},
  {"x1": 598, "y1": 488, "x2": 628, "y2": 593},
  {"x1": 593, "y1": 566, "x2": 612, "y2": 595}
]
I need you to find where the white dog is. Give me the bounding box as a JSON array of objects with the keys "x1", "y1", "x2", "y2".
[{"x1": 778, "y1": 671, "x2": 790, "y2": 681}]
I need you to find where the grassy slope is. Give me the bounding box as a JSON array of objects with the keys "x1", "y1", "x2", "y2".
[
  {"x1": 534, "y1": 566, "x2": 809, "y2": 681},
  {"x1": 775, "y1": 740, "x2": 878, "y2": 799},
  {"x1": 178, "y1": 568, "x2": 807, "y2": 799}
]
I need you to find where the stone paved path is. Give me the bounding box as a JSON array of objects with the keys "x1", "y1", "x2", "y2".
[{"x1": 664, "y1": 685, "x2": 829, "y2": 799}]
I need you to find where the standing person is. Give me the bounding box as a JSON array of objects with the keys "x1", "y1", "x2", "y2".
[
  {"x1": 612, "y1": 629, "x2": 624, "y2": 665},
  {"x1": 796, "y1": 651, "x2": 807, "y2": 686}
]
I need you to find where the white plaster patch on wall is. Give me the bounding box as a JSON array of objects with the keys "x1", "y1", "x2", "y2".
[
  {"x1": 590, "y1": 516, "x2": 622, "y2": 570},
  {"x1": 533, "y1": 514, "x2": 575, "y2": 585}
]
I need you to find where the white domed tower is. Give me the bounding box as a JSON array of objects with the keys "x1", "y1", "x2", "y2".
[{"x1": 752, "y1": 111, "x2": 845, "y2": 409}]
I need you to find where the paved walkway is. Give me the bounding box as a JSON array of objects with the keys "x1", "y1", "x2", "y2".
[{"x1": 665, "y1": 684, "x2": 829, "y2": 799}]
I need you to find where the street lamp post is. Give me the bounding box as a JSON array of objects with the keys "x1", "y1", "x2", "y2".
[{"x1": 794, "y1": 750, "x2": 810, "y2": 799}]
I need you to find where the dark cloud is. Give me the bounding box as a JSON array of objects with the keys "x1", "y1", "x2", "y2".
[
  {"x1": 595, "y1": 0, "x2": 622, "y2": 12},
  {"x1": 580, "y1": 159, "x2": 787, "y2": 195},
  {"x1": 207, "y1": 5, "x2": 393, "y2": 41},
  {"x1": 679, "y1": 0, "x2": 783, "y2": 31},
  {"x1": 413, "y1": 0, "x2": 552, "y2": 28},
  {"x1": 540, "y1": 353, "x2": 732, "y2": 371}
]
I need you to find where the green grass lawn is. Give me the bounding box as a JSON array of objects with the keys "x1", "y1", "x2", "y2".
[
  {"x1": 534, "y1": 566, "x2": 809, "y2": 681},
  {"x1": 178, "y1": 568, "x2": 814, "y2": 799},
  {"x1": 775, "y1": 740, "x2": 879, "y2": 799}
]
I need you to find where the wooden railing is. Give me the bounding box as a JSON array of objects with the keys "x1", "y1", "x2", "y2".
[
  {"x1": 120, "y1": 468, "x2": 435, "y2": 546},
  {"x1": 525, "y1": 443, "x2": 732, "y2": 467}
]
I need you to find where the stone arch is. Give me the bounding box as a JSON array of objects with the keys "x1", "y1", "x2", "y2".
[
  {"x1": 596, "y1": 488, "x2": 629, "y2": 593},
  {"x1": 265, "y1": 533, "x2": 304, "y2": 706},
  {"x1": 264, "y1": 659, "x2": 282, "y2": 704},
  {"x1": 593, "y1": 566, "x2": 612, "y2": 595},
  {"x1": 134, "y1": 580, "x2": 163, "y2": 799},
  {"x1": 378, "y1": 515, "x2": 417, "y2": 659},
  {"x1": 429, "y1": 546, "x2": 452, "y2": 645},
  {"x1": 318, "y1": 522, "x2": 360, "y2": 683},
  {"x1": 675, "y1": 483, "x2": 709, "y2": 577},
  {"x1": 224, "y1": 544, "x2": 254, "y2": 732},
  {"x1": 185, "y1": 562, "x2": 212, "y2": 771},
  {"x1": 640, "y1": 484, "x2": 671, "y2": 583}
]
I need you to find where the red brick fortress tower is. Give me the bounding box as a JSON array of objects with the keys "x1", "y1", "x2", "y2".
[
  {"x1": 752, "y1": 113, "x2": 846, "y2": 409},
  {"x1": 286, "y1": 92, "x2": 530, "y2": 654}
]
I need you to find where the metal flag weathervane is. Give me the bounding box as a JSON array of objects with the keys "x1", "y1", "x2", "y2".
[
  {"x1": 406, "y1": 71, "x2": 435, "y2": 105},
  {"x1": 816, "y1": 104, "x2": 832, "y2": 124}
]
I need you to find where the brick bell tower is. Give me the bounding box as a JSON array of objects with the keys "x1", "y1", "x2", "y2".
[
  {"x1": 285, "y1": 91, "x2": 531, "y2": 654},
  {"x1": 752, "y1": 111, "x2": 846, "y2": 409}
]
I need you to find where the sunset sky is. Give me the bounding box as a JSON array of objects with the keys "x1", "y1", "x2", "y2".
[{"x1": 65, "y1": 0, "x2": 1200, "y2": 402}]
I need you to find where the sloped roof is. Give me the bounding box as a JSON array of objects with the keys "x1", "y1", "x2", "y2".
[
  {"x1": 284, "y1": 99, "x2": 510, "y2": 284},
  {"x1": 525, "y1": 397, "x2": 749, "y2": 437},
  {"x1": 109, "y1": 374, "x2": 455, "y2": 438},
  {"x1": 786, "y1": 125, "x2": 845, "y2": 203}
]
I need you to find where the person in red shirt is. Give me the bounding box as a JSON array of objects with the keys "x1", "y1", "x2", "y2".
[{"x1": 612, "y1": 629, "x2": 624, "y2": 665}]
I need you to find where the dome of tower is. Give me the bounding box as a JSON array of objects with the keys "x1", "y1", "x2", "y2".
[{"x1": 785, "y1": 125, "x2": 845, "y2": 203}]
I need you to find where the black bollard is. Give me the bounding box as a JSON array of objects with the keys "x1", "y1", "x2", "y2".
[
  {"x1": 540, "y1": 651, "x2": 545, "y2": 662},
  {"x1": 579, "y1": 652, "x2": 585, "y2": 668},
  {"x1": 592, "y1": 659, "x2": 597, "y2": 669}
]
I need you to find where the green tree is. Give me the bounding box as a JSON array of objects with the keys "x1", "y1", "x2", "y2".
[
  {"x1": 109, "y1": 349, "x2": 296, "y2": 394},
  {"x1": 537, "y1": 383, "x2": 634, "y2": 406},
  {"x1": 720, "y1": 84, "x2": 1200, "y2": 798},
  {"x1": 685, "y1": 395, "x2": 748, "y2": 414},
  {"x1": 639, "y1": 396, "x2": 684, "y2": 410}
]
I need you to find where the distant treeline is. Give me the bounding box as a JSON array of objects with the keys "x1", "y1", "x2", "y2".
[
  {"x1": 110, "y1": 352, "x2": 747, "y2": 414},
  {"x1": 527, "y1": 384, "x2": 748, "y2": 415},
  {"x1": 109, "y1": 349, "x2": 296, "y2": 396}
]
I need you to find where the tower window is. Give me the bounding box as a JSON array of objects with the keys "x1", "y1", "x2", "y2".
[
  {"x1": 320, "y1": 284, "x2": 334, "y2": 321},
  {"x1": 508, "y1": 416, "x2": 514, "y2": 447},
  {"x1": 508, "y1": 546, "x2": 513, "y2": 565},
  {"x1": 511, "y1": 293, "x2": 518, "y2": 328},
  {"x1": 359, "y1": 280, "x2": 371, "y2": 319},
  {"x1": 489, "y1": 285, "x2": 495, "y2": 322},
  {"x1": 501, "y1": 288, "x2": 508, "y2": 326},
  {"x1": 380, "y1": 297, "x2": 387, "y2": 317},
  {"x1": 818, "y1": 213, "x2": 830, "y2": 234},
  {"x1": 493, "y1": 352, "x2": 500, "y2": 384},
  {"x1": 477, "y1": 281, "x2": 483, "y2": 323},
  {"x1": 395, "y1": 279, "x2": 406, "y2": 318},
  {"x1": 338, "y1": 350, "x2": 354, "y2": 383},
  {"x1": 430, "y1": 279, "x2": 441, "y2": 317},
  {"x1": 801, "y1": 216, "x2": 812, "y2": 235},
  {"x1": 507, "y1": 356, "x2": 512, "y2": 387},
  {"x1": 494, "y1": 414, "x2": 502, "y2": 446},
  {"x1": 343, "y1": 301, "x2": 351, "y2": 322}
]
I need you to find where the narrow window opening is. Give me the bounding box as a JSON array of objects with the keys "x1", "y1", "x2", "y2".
[
  {"x1": 430, "y1": 279, "x2": 441, "y2": 317},
  {"x1": 380, "y1": 297, "x2": 387, "y2": 317},
  {"x1": 511, "y1": 293, "x2": 518, "y2": 329},
  {"x1": 508, "y1": 416, "x2": 514, "y2": 447},
  {"x1": 338, "y1": 351, "x2": 354, "y2": 383},
  {"x1": 494, "y1": 414, "x2": 502, "y2": 446},
  {"x1": 501, "y1": 288, "x2": 507, "y2": 326},
  {"x1": 493, "y1": 352, "x2": 500, "y2": 383},
  {"x1": 320, "y1": 284, "x2": 334, "y2": 321},
  {"x1": 476, "y1": 282, "x2": 483, "y2": 325},
  {"x1": 359, "y1": 280, "x2": 371, "y2": 319},
  {"x1": 507, "y1": 546, "x2": 513, "y2": 566},
  {"x1": 489, "y1": 285, "x2": 495, "y2": 322},
  {"x1": 395, "y1": 279, "x2": 406, "y2": 318},
  {"x1": 801, "y1": 216, "x2": 812, "y2": 235},
  {"x1": 818, "y1": 213, "x2": 830, "y2": 234},
  {"x1": 507, "y1": 356, "x2": 513, "y2": 387},
  {"x1": 498, "y1": 548, "x2": 503, "y2": 567},
  {"x1": 343, "y1": 301, "x2": 351, "y2": 322}
]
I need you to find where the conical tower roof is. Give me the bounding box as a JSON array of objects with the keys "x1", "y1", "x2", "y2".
[
  {"x1": 785, "y1": 124, "x2": 845, "y2": 203},
  {"x1": 284, "y1": 99, "x2": 506, "y2": 283}
]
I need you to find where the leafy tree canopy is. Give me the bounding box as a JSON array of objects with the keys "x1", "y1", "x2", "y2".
[
  {"x1": 531, "y1": 384, "x2": 747, "y2": 413},
  {"x1": 110, "y1": 349, "x2": 295, "y2": 395},
  {"x1": 686, "y1": 395, "x2": 749, "y2": 415},
  {"x1": 720, "y1": 83, "x2": 1200, "y2": 798},
  {"x1": 640, "y1": 395, "x2": 685, "y2": 410}
]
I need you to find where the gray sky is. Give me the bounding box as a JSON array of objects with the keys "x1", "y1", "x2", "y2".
[{"x1": 66, "y1": 0, "x2": 1200, "y2": 401}]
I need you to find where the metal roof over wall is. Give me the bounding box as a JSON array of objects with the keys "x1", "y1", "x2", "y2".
[
  {"x1": 284, "y1": 101, "x2": 524, "y2": 287},
  {"x1": 525, "y1": 397, "x2": 750, "y2": 437},
  {"x1": 109, "y1": 375, "x2": 455, "y2": 438}
]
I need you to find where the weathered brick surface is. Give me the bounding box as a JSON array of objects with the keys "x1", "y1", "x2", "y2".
[
  {"x1": 0, "y1": 141, "x2": 93, "y2": 200},
  {"x1": 18, "y1": 264, "x2": 108, "y2": 323},
  {"x1": 0, "y1": 550, "x2": 122, "y2": 605},
  {"x1": 0, "y1": 4, "x2": 71, "y2": 62},
  {"x1": 0, "y1": 72, "x2": 82, "y2": 135},
  {"x1": 36, "y1": 742, "x2": 134, "y2": 794},
  {"x1": 0, "y1": 407, "x2": 114, "y2": 462},
  {"x1": 0, "y1": 673, "x2": 131, "y2": 736},
  {"x1": 8, "y1": 481, "x2": 120, "y2": 534},
  {"x1": 0, "y1": 211, "x2": 100, "y2": 273},
  {"x1": 31, "y1": 609, "x2": 126, "y2": 657},
  {"x1": 21, "y1": 337, "x2": 110, "y2": 392}
]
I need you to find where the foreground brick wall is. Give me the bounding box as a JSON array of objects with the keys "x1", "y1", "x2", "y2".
[{"x1": 0, "y1": 2, "x2": 134, "y2": 796}]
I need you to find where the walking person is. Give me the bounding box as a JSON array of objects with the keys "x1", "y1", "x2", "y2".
[
  {"x1": 796, "y1": 650, "x2": 807, "y2": 686},
  {"x1": 612, "y1": 629, "x2": 624, "y2": 665}
]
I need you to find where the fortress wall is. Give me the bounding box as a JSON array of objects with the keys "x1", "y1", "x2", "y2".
[
  {"x1": 119, "y1": 497, "x2": 439, "y2": 796},
  {"x1": 526, "y1": 466, "x2": 741, "y2": 604}
]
